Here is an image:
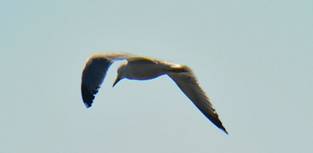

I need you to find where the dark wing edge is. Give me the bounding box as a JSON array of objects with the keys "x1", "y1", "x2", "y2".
[
  {"x1": 168, "y1": 68, "x2": 228, "y2": 134},
  {"x1": 80, "y1": 52, "x2": 141, "y2": 108},
  {"x1": 81, "y1": 55, "x2": 113, "y2": 108}
]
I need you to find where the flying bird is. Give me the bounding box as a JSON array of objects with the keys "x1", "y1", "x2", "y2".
[{"x1": 81, "y1": 53, "x2": 228, "y2": 134}]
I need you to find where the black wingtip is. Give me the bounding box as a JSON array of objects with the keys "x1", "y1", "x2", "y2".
[
  {"x1": 220, "y1": 126, "x2": 228, "y2": 135},
  {"x1": 81, "y1": 84, "x2": 96, "y2": 109},
  {"x1": 84, "y1": 102, "x2": 92, "y2": 108},
  {"x1": 207, "y1": 114, "x2": 228, "y2": 135},
  {"x1": 216, "y1": 122, "x2": 228, "y2": 135}
]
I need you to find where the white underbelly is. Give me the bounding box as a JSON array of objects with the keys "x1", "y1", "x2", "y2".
[{"x1": 126, "y1": 64, "x2": 167, "y2": 80}]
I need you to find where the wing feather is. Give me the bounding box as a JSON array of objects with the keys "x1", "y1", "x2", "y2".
[
  {"x1": 81, "y1": 53, "x2": 130, "y2": 108},
  {"x1": 168, "y1": 67, "x2": 228, "y2": 133}
]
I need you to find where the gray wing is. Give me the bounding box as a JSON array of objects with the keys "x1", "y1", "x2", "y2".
[
  {"x1": 168, "y1": 66, "x2": 228, "y2": 134},
  {"x1": 81, "y1": 53, "x2": 131, "y2": 108}
]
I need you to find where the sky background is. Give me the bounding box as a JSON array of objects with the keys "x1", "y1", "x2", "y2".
[{"x1": 1, "y1": 0, "x2": 312, "y2": 153}]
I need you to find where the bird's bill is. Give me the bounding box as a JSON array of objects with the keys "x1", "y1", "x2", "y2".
[{"x1": 112, "y1": 76, "x2": 122, "y2": 87}]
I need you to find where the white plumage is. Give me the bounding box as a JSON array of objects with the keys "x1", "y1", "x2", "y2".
[{"x1": 81, "y1": 53, "x2": 227, "y2": 134}]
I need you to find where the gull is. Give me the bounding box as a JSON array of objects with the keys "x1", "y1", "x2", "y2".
[{"x1": 81, "y1": 53, "x2": 228, "y2": 134}]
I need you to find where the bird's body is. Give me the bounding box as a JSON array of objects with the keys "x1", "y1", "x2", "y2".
[
  {"x1": 120, "y1": 57, "x2": 168, "y2": 80},
  {"x1": 81, "y1": 53, "x2": 228, "y2": 134},
  {"x1": 120, "y1": 57, "x2": 187, "y2": 80}
]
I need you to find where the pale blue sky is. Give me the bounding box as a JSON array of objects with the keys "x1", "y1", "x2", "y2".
[{"x1": 1, "y1": 0, "x2": 312, "y2": 153}]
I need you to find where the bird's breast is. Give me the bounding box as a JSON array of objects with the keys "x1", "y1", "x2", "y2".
[{"x1": 125, "y1": 64, "x2": 167, "y2": 80}]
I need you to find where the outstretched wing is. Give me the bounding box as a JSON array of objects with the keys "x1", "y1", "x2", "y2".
[
  {"x1": 168, "y1": 66, "x2": 228, "y2": 134},
  {"x1": 81, "y1": 53, "x2": 130, "y2": 108}
]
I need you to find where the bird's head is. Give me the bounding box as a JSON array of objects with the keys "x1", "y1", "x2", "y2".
[{"x1": 113, "y1": 64, "x2": 127, "y2": 87}]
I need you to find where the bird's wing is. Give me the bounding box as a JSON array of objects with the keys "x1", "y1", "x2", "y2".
[
  {"x1": 81, "y1": 53, "x2": 131, "y2": 108},
  {"x1": 168, "y1": 67, "x2": 228, "y2": 134}
]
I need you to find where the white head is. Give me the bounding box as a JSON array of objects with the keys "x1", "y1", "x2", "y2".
[{"x1": 113, "y1": 64, "x2": 127, "y2": 87}]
